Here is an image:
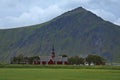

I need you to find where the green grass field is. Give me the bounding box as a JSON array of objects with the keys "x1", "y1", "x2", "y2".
[{"x1": 0, "y1": 67, "x2": 120, "y2": 80}]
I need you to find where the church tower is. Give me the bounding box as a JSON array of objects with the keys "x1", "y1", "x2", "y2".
[{"x1": 51, "y1": 45, "x2": 55, "y2": 58}]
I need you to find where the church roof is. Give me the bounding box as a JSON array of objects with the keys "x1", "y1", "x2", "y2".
[
  {"x1": 40, "y1": 56, "x2": 68, "y2": 62},
  {"x1": 40, "y1": 56, "x2": 51, "y2": 61}
]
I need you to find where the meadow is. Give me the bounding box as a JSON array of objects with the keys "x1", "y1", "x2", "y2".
[{"x1": 0, "y1": 65, "x2": 120, "y2": 80}]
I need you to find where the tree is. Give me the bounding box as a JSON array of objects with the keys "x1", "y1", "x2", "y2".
[
  {"x1": 86, "y1": 55, "x2": 105, "y2": 66},
  {"x1": 28, "y1": 56, "x2": 40, "y2": 64},
  {"x1": 61, "y1": 54, "x2": 68, "y2": 57},
  {"x1": 68, "y1": 56, "x2": 84, "y2": 65},
  {"x1": 10, "y1": 55, "x2": 40, "y2": 64},
  {"x1": 11, "y1": 54, "x2": 24, "y2": 64},
  {"x1": 79, "y1": 57, "x2": 84, "y2": 65}
]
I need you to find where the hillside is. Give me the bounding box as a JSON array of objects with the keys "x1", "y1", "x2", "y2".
[{"x1": 0, "y1": 7, "x2": 120, "y2": 63}]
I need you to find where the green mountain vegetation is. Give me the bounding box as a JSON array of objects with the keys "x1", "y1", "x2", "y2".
[{"x1": 0, "y1": 7, "x2": 120, "y2": 63}]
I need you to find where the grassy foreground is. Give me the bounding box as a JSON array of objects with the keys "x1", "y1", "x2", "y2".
[{"x1": 0, "y1": 68, "x2": 120, "y2": 80}]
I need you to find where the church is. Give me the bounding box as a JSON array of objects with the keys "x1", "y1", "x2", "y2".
[{"x1": 33, "y1": 46, "x2": 68, "y2": 65}]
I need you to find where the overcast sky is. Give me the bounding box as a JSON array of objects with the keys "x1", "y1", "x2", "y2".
[{"x1": 0, "y1": 0, "x2": 120, "y2": 29}]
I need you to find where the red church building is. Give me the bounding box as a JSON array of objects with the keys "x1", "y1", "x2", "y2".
[{"x1": 34, "y1": 46, "x2": 68, "y2": 65}]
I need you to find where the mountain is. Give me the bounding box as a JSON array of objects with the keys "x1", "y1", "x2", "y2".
[{"x1": 0, "y1": 7, "x2": 120, "y2": 63}]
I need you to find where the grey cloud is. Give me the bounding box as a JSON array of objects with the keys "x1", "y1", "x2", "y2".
[{"x1": 0, "y1": 0, "x2": 120, "y2": 29}]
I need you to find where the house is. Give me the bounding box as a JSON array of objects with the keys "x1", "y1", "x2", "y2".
[{"x1": 33, "y1": 46, "x2": 68, "y2": 65}]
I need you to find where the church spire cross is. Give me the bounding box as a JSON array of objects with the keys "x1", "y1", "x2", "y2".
[
  {"x1": 51, "y1": 45, "x2": 55, "y2": 58},
  {"x1": 52, "y1": 45, "x2": 54, "y2": 52}
]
